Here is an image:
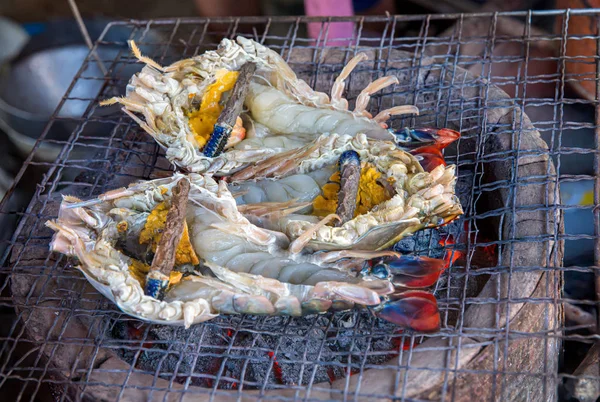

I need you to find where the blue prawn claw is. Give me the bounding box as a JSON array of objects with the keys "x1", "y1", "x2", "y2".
[
  {"x1": 397, "y1": 128, "x2": 460, "y2": 171},
  {"x1": 374, "y1": 290, "x2": 440, "y2": 333},
  {"x1": 396, "y1": 127, "x2": 460, "y2": 150},
  {"x1": 364, "y1": 255, "x2": 446, "y2": 288}
]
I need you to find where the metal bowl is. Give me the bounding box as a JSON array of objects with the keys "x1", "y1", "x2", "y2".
[
  {"x1": 0, "y1": 21, "x2": 168, "y2": 162},
  {"x1": 0, "y1": 45, "x2": 121, "y2": 161}
]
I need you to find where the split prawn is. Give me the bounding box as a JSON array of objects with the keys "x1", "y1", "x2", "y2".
[
  {"x1": 232, "y1": 133, "x2": 463, "y2": 251},
  {"x1": 100, "y1": 36, "x2": 422, "y2": 175},
  {"x1": 46, "y1": 174, "x2": 445, "y2": 331}
]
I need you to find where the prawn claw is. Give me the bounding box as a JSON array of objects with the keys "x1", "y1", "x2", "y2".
[
  {"x1": 364, "y1": 255, "x2": 447, "y2": 288},
  {"x1": 411, "y1": 145, "x2": 447, "y2": 172},
  {"x1": 397, "y1": 127, "x2": 460, "y2": 150},
  {"x1": 373, "y1": 290, "x2": 440, "y2": 332}
]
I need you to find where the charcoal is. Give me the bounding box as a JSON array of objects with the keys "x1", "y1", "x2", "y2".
[
  {"x1": 110, "y1": 311, "x2": 402, "y2": 389},
  {"x1": 394, "y1": 228, "x2": 448, "y2": 259},
  {"x1": 106, "y1": 160, "x2": 487, "y2": 391},
  {"x1": 456, "y1": 169, "x2": 476, "y2": 209}
]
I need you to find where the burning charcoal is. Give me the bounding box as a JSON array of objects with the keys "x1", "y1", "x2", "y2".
[
  {"x1": 242, "y1": 334, "x2": 284, "y2": 386},
  {"x1": 103, "y1": 161, "x2": 483, "y2": 390},
  {"x1": 253, "y1": 317, "x2": 338, "y2": 386},
  {"x1": 330, "y1": 313, "x2": 396, "y2": 352},
  {"x1": 135, "y1": 326, "x2": 211, "y2": 383},
  {"x1": 110, "y1": 320, "x2": 143, "y2": 363},
  {"x1": 107, "y1": 311, "x2": 438, "y2": 390},
  {"x1": 394, "y1": 227, "x2": 453, "y2": 260}
]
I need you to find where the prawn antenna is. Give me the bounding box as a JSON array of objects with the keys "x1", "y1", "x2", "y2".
[
  {"x1": 128, "y1": 40, "x2": 165, "y2": 72},
  {"x1": 99, "y1": 97, "x2": 121, "y2": 107}
]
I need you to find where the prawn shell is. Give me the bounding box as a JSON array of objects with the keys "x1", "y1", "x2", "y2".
[
  {"x1": 49, "y1": 173, "x2": 408, "y2": 329},
  {"x1": 238, "y1": 133, "x2": 463, "y2": 252},
  {"x1": 301, "y1": 298, "x2": 333, "y2": 314},
  {"x1": 81, "y1": 269, "x2": 216, "y2": 326},
  {"x1": 105, "y1": 36, "x2": 428, "y2": 176},
  {"x1": 305, "y1": 219, "x2": 422, "y2": 252}
]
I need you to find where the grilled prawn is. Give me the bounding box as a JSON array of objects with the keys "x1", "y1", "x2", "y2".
[
  {"x1": 101, "y1": 36, "x2": 423, "y2": 174},
  {"x1": 48, "y1": 35, "x2": 464, "y2": 333},
  {"x1": 46, "y1": 174, "x2": 447, "y2": 332},
  {"x1": 231, "y1": 133, "x2": 463, "y2": 251}
]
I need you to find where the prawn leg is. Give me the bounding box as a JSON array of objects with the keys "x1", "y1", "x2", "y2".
[
  {"x1": 230, "y1": 136, "x2": 325, "y2": 181},
  {"x1": 354, "y1": 76, "x2": 399, "y2": 116},
  {"x1": 289, "y1": 214, "x2": 340, "y2": 254},
  {"x1": 311, "y1": 249, "x2": 401, "y2": 265},
  {"x1": 330, "y1": 52, "x2": 368, "y2": 110}
]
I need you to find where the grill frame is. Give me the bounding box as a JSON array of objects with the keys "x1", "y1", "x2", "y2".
[{"x1": 1, "y1": 10, "x2": 594, "y2": 401}]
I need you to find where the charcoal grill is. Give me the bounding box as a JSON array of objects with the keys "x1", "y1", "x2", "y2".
[{"x1": 3, "y1": 10, "x2": 594, "y2": 402}]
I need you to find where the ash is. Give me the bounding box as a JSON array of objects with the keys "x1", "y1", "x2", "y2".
[{"x1": 110, "y1": 312, "x2": 400, "y2": 390}]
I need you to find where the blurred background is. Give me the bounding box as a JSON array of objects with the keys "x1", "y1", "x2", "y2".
[
  {"x1": 0, "y1": 0, "x2": 598, "y2": 400},
  {"x1": 0, "y1": 0, "x2": 572, "y2": 204}
]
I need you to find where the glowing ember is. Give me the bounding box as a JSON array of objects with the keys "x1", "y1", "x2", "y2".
[
  {"x1": 391, "y1": 330, "x2": 422, "y2": 351},
  {"x1": 438, "y1": 221, "x2": 498, "y2": 269},
  {"x1": 204, "y1": 356, "x2": 223, "y2": 388},
  {"x1": 439, "y1": 234, "x2": 464, "y2": 268},
  {"x1": 327, "y1": 367, "x2": 337, "y2": 383},
  {"x1": 267, "y1": 351, "x2": 284, "y2": 385},
  {"x1": 126, "y1": 323, "x2": 155, "y2": 349}
]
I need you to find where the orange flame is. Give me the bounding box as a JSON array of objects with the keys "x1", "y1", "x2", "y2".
[
  {"x1": 439, "y1": 234, "x2": 464, "y2": 268},
  {"x1": 438, "y1": 222, "x2": 497, "y2": 268}
]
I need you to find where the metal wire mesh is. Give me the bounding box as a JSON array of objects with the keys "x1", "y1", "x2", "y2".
[{"x1": 0, "y1": 10, "x2": 597, "y2": 401}]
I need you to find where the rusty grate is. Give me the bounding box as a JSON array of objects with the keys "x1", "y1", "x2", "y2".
[{"x1": 0, "y1": 10, "x2": 596, "y2": 401}]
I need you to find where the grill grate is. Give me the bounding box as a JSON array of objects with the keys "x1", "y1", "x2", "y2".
[{"x1": 0, "y1": 11, "x2": 596, "y2": 401}]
